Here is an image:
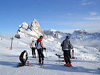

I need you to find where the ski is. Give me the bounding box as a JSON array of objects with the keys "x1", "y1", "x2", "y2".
[
  {"x1": 56, "y1": 60, "x2": 64, "y2": 62},
  {"x1": 17, "y1": 64, "x2": 34, "y2": 68},
  {"x1": 64, "y1": 65, "x2": 78, "y2": 69},
  {"x1": 98, "y1": 68, "x2": 100, "y2": 70},
  {"x1": 26, "y1": 64, "x2": 34, "y2": 67},
  {"x1": 17, "y1": 63, "x2": 34, "y2": 68},
  {"x1": 40, "y1": 64, "x2": 44, "y2": 68},
  {"x1": 70, "y1": 66, "x2": 78, "y2": 69}
]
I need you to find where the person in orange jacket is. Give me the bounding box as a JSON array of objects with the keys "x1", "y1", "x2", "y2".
[{"x1": 36, "y1": 36, "x2": 46, "y2": 65}]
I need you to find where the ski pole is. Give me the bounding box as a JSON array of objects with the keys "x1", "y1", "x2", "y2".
[
  {"x1": 46, "y1": 50, "x2": 47, "y2": 58},
  {"x1": 45, "y1": 50, "x2": 47, "y2": 58}
]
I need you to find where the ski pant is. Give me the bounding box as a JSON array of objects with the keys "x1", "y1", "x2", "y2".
[
  {"x1": 63, "y1": 50, "x2": 71, "y2": 64},
  {"x1": 31, "y1": 48, "x2": 36, "y2": 55},
  {"x1": 20, "y1": 59, "x2": 26, "y2": 66},
  {"x1": 37, "y1": 48, "x2": 44, "y2": 62}
]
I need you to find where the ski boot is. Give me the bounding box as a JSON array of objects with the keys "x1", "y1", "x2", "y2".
[
  {"x1": 69, "y1": 63, "x2": 72, "y2": 67},
  {"x1": 39, "y1": 62, "x2": 41, "y2": 65},
  {"x1": 34, "y1": 55, "x2": 36, "y2": 58},
  {"x1": 64, "y1": 63, "x2": 70, "y2": 67},
  {"x1": 33, "y1": 55, "x2": 36, "y2": 58},
  {"x1": 62, "y1": 60, "x2": 65, "y2": 62},
  {"x1": 42, "y1": 61, "x2": 44, "y2": 65}
]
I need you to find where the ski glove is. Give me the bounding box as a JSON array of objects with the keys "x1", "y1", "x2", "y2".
[{"x1": 43, "y1": 48, "x2": 46, "y2": 50}]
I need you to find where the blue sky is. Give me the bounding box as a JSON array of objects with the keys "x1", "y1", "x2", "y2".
[{"x1": 0, "y1": 0, "x2": 100, "y2": 35}]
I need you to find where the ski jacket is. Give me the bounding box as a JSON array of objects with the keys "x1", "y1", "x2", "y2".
[
  {"x1": 61, "y1": 38, "x2": 73, "y2": 50},
  {"x1": 30, "y1": 42, "x2": 36, "y2": 48},
  {"x1": 19, "y1": 50, "x2": 28, "y2": 61},
  {"x1": 36, "y1": 38, "x2": 44, "y2": 49}
]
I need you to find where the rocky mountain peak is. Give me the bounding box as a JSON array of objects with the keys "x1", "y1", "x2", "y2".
[{"x1": 15, "y1": 19, "x2": 43, "y2": 39}]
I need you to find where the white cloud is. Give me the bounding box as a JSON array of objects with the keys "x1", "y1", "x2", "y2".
[
  {"x1": 81, "y1": 0, "x2": 94, "y2": 6},
  {"x1": 70, "y1": 22, "x2": 100, "y2": 29},
  {"x1": 60, "y1": 29, "x2": 74, "y2": 33},
  {"x1": 60, "y1": 28, "x2": 100, "y2": 33},
  {"x1": 85, "y1": 28, "x2": 100, "y2": 33},
  {"x1": 89, "y1": 12, "x2": 97, "y2": 16},
  {"x1": 85, "y1": 16, "x2": 100, "y2": 20},
  {"x1": 82, "y1": 2, "x2": 94, "y2": 6}
]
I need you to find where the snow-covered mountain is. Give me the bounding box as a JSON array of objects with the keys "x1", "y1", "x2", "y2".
[
  {"x1": 44, "y1": 29, "x2": 100, "y2": 40},
  {"x1": 15, "y1": 19, "x2": 43, "y2": 39},
  {"x1": 44, "y1": 29, "x2": 71, "y2": 39},
  {"x1": 44, "y1": 29, "x2": 100, "y2": 49},
  {"x1": 15, "y1": 19, "x2": 100, "y2": 49},
  {"x1": 71, "y1": 29, "x2": 100, "y2": 40},
  {"x1": 15, "y1": 19, "x2": 100, "y2": 48}
]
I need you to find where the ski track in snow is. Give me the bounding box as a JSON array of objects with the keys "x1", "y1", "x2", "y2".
[{"x1": 0, "y1": 36, "x2": 100, "y2": 75}]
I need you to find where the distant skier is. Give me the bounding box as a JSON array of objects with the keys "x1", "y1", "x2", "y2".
[
  {"x1": 36, "y1": 36, "x2": 46, "y2": 65},
  {"x1": 18, "y1": 50, "x2": 28, "y2": 67},
  {"x1": 30, "y1": 41, "x2": 36, "y2": 58},
  {"x1": 61, "y1": 36, "x2": 73, "y2": 67}
]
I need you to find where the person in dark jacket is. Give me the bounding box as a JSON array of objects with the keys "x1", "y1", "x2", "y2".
[
  {"x1": 61, "y1": 36, "x2": 73, "y2": 67},
  {"x1": 18, "y1": 50, "x2": 28, "y2": 67},
  {"x1": 36, "y1": 36, "x2": 46, "y2": 65}
]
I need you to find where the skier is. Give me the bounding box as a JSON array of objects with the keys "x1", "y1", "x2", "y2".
[
  {"x1": 18, "y1": 50, "x2": 28, "y2": 67},
  {"x1": 61, "y1": 36, "x2": 73, "y2": 67},
  {"x1": 30, "y1": 40, "x2": 36, "y2": 58},
  {"x1": 36, "y1": 36, "x2": 46, "y2": 65}
]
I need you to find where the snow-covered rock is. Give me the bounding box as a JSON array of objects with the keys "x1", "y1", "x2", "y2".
[
  {"x1": 71, "y1": 29, "x2": 100, "y2": 40},
  {"x1": 15, "y1": 19, "x2": 43, "y2": 39},
  {"x1": 44, "y1": 29, "x2": 70, "y2": 39},
  {"x1": 21, "y1": 22, "x2": 28, "y2": 29}
]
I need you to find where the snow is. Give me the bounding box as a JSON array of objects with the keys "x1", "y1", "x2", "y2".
[
  {"x1": 16, "y1": 19, "x2": 43, "y2": 38},
  {"x1": 49, "y1": 29, "x2": 56, "y2": 32},
  {"x1": 0, "y1": 35, "x2": 100, "y2": 75},
  {"x1": 21, "y1": 22, "x2": 28, "y2": 29}
]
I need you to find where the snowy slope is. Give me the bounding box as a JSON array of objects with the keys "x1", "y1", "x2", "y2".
[{"x1": 0, "y1": 35, "x2": 100, "y2": 75}]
